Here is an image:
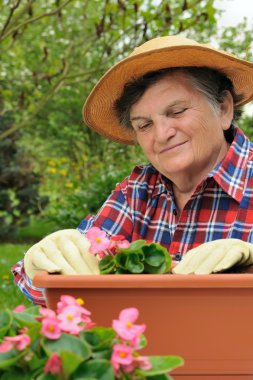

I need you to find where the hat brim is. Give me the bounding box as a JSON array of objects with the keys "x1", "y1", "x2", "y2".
[{"x1": 83, "y1": 44, "x2": 253, "y2": 145}]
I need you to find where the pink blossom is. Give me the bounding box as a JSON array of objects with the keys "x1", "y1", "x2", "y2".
[
  {"x1": 58, "y1": 305, "x2": 83, "y2": 334},
  {"x1": 41, "y1": 318, "x2": 61, "y2": 340},
  {"x1": 36, "y1": 307, "x2": 56, "y2": 322},
  {"x1": 120, "y1": 355, "x2": 152, "y2": 374},
  {"x1": 111, "y1": 343, "x2": 134, "y2": 368},
  {"x1": 44, "y1": 352, "x2": 62, "y2": 375},
  {"x1": 116, "y1": 240, "x2": 130, "y2": 249},
  {"x1": 18, "y1": 326, "x2": 28, "y2": 334},
  {"x1": 79, "y1": 314, "x2": 95, "y2": 330},
  {"x1": 110, "y1": 235, "x2": 130, "y2": 250},
  {"x1": 12, "y1": 305, "x2": 26, "y2": 313},
  {"x1": 135, "y1": 355, "x2": 152, "y2": 370},
  {"x1": 112, "y1": 307, "x2": 146, "y2": 343},
  {"x1": 57, "y1": 295, "x2": 90, "y2": 315},
  {"x1": 4, "y1": 333, "x2": 30, "y2": 350},
  {"x1": 86, "y1": 227, "x2": 110, "y2": 254},
  {"x1": 0, "y1": 340, "x2": 14, "y2": 353}
]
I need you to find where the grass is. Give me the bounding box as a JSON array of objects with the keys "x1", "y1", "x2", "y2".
[
  {"x1": 0, "y1": 243, "x2": 33, "y2": 309},
  {"x1": 17, "y1": 217, "x2": 58, "y2": 241},
  {"x1": 0, "y1": 218, "x2": 58, "y2": 310}
]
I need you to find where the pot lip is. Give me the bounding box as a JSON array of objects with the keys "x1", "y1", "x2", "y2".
[{"x1": 34, "y1": 271, "x2": 253, "y2": 289}]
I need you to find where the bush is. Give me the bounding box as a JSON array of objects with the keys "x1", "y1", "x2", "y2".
[{"x1": 0, "y1": 114, "x2": 48, "y2": 241}]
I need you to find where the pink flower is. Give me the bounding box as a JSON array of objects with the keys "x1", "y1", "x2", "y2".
[
  {"x1": 13, "y1": 305, "x2": 26, "y2": 313},
  {"x1": 0, "y1": 340, "x2": 14, "y2": 353},
  {"x1": 112, "y1": 308, "x2": 146, "y2": 343},
  {"x1": 57, "y1": 295, "x2": 79, "y2": 312},
  {"x1": 135, "y1": 355, "x2": 152, "y2": 370},
  {"x1": 58, "y1": 305, "x2": 83, "y2": 334},
  {"x1": 116, "y1": 240, "x2": 131, "y2": 249},
  {"x1": 41, "y1": 318, "x2": 61, "y2": 340},
  {"x1": 110, "y1": 235, "x2": 130, "y2": 250},
  {"x1": 57, "y1": 295, "x2": 90, "y2": 315},
  {"x1": 36, "y1": 307, "x2": 56, "y2": 322},
  {"x1": 18, "y1": 326, "x2": 28, "y2": 334},
  {"x1": 4, "y1": 333, "x2": 30, "y2": 350},
  {"x1": 44, "y1": 352, "x2": 62, "y2": 375},
  {"x1": 86, "y1": 227, "x2": 110, "y2": 254},
  {"x1": 111, "y1": 343, "x2": 134, "y2": 368},
  {"x1": 120, "y1": 355, "x2": 152, "y2": 374}
]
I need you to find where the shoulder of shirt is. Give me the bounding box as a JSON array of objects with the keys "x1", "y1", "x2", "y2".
[{"x1": 117, "y1": 164, "x2": 160, "y2": 192}]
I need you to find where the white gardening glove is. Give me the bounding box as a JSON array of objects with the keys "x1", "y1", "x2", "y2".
[
  {"x1": 24, "y1": 229, "x2": 100, "y2": 279},
  {"x1": 172, "y1": 239, "x2": 253, "y2": 274}
]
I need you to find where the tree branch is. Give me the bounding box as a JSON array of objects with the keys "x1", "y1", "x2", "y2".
[
  {"x1": 0, "y1": 0, "x2": 22, "y2": 38},
  {"x1": 0, "y1": 0, "x2": 73, "y2": 42}
]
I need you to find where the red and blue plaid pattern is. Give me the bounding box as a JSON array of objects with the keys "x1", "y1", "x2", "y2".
[{"x1": 12, "y1": 127, "x2": 253, "y2": 306}]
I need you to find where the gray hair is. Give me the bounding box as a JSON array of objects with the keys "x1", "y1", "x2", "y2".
[{"x1": 114, "y1": 67, "x2": 243, "y2": 142}]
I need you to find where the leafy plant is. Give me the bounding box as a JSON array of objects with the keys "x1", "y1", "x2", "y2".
[
  {"x1": 84, "y1": 227, "x2": 172, "y2": 275},
  {"x1": 0, "y1": 295, "x2": 183, "y2": 379},
  {"x1": 99, "y1": 240, "x2": 172, "y2": 275}
]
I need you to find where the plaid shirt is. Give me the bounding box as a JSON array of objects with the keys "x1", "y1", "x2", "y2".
[{"x1": 12, "y1": 127, "x2": 253, "y2": 306}]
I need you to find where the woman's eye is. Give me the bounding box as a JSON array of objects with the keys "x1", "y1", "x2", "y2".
[
  {"x1": 138, "y1": 123, "x2": 151, "y2": 131},
  {"x1": 172, "y1": 108, "x2": 187, "y2": 116}
]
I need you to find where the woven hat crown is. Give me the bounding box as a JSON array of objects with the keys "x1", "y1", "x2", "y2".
[{"x1": 83, "y1": 35, "x2": 253, "y2": 144}]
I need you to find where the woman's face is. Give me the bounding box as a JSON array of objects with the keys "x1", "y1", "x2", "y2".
[{"x1": 130, "y1": 73, "x2": 232, "y2": 182}]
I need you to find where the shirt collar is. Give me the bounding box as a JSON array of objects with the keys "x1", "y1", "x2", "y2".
[
  {"x1": 208, "y1": 126, "x2": 251, "y2": 203},
  {"x1": 151, "y1": 168, "x2": 173, "y2": 198},
  {"x1": 151, "y1": 127, "x2": 251, "y2": 202}
]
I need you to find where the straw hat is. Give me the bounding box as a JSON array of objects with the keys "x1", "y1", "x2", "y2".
[{"x1": 83, "y1": 35, "x2": 253, "y2": 145}]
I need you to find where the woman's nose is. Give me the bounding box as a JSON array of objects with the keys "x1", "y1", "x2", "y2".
[{"x1": 154, "y1": 117, "x2": 176, "y2": 142}]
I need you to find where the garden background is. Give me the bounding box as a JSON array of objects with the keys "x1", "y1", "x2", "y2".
[{"x1": 1, "y1": 0, "x2": 253, "y2": 309}]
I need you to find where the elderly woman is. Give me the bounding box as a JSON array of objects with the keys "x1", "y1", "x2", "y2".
[{"x1": 12, "y1": 35, "x2": 253, "y2": 306}]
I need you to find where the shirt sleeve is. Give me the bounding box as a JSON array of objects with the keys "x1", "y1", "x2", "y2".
[
  {"x1": 11, "y1": 182, "x2": 133, "y2": 306},
  {"x1": 78, "y1": 182, "x2": 133, "y2": 240}
]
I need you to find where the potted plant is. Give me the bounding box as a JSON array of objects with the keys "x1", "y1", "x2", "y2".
[{"x1": 33, "y1": 228, "x2": 253, "y2": 378}]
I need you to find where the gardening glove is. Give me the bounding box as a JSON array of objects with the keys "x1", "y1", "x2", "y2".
[
  {"x1": 172, "y1": 239, "x2": 253, "y2": 275},
  {"x1": 24, "y1": 229, "x2": 100, "y2": 279}
]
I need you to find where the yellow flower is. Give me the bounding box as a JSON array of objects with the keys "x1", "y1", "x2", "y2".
[
  {"x1": 48, "y1": 160, "x2": 56, "y2": 167},
  {"x1": 49, "y1": 167, "x2": 57, "y2": 174},
  {"x1": 65, "y1": 182, "x2": 74, "y2": 188},
  {"x1": 2, "y1": 274, "x2": 9, "y2": 280},
  {"x1": 59, "y1": 169, "x2": 67, "y2": 176}
]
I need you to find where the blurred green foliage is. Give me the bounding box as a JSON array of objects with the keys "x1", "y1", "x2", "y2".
[
  {"x1": 0, "y1": 113, "x2": 48, "y2": 241},
  {"x1": 0, "y1": 0, "x2": 252, "y2": 238}
]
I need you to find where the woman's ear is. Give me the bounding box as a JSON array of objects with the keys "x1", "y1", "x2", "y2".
[{"x1": 220, "y1": 90, "x2": 234, "y2": 131}]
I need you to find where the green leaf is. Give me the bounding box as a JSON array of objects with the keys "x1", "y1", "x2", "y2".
[
  {"x1": 119, "y1": 239, "x2": 146, "y2": 253},
  {"x1": 36, "y1": 374, "x2": 58, "y2": 380},
  {"x1": 99, "y1": 255, "x2": 116, "y2": 274},
  {"x1": 13, "y1": 306, "x2": 41, "y2": 328},
  {"x1": 143, "y1": 262, "x2": 165, "y2": 274},
  {"x1": 115, "y1": 252, "x2": 128, "y2": 269},
  {"x1": 81, "y1": 327, "x2": 116, "y2": 352},
  {"x1": 73, "y1": 359, "x2": 114, "y2": 380},
  {"x1": 0, "y1": 310, "x2": 12, "y2": 339},
  {"x1": 61, "y1": 350, "x2": 86, "y2": 377},
  {"x1": 145, "y1": 374, "x2": 172, "y2": 380},
  {"x1": 0, "y1": 370, "x2": 32, "y2": 380},
  {"x1": 42, "y1": 333, "x2": 91, "y2": 376},
  {"x1": 0, "y1": 349, "x2": 25, "y2": 369},
  {"x1": 143, "y1": 244, "x2": 166, "y2": 267},
  {"x1": 126, "y1": 252, "x2": 144, "y2": 273},
  {"x1": 136, "y1": 356, "x2": 183, "y2": 376},
  {"x1": 164, "y1": 251, "x2": 172, "y2": 273},
  {"x1": 115, "y1": 267, "x2": 128, "y2": 274}
]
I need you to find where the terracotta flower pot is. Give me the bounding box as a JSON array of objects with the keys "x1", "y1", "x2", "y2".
[{"x1": 34, "y1": 272, "x2": 253, "y2": 379}]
